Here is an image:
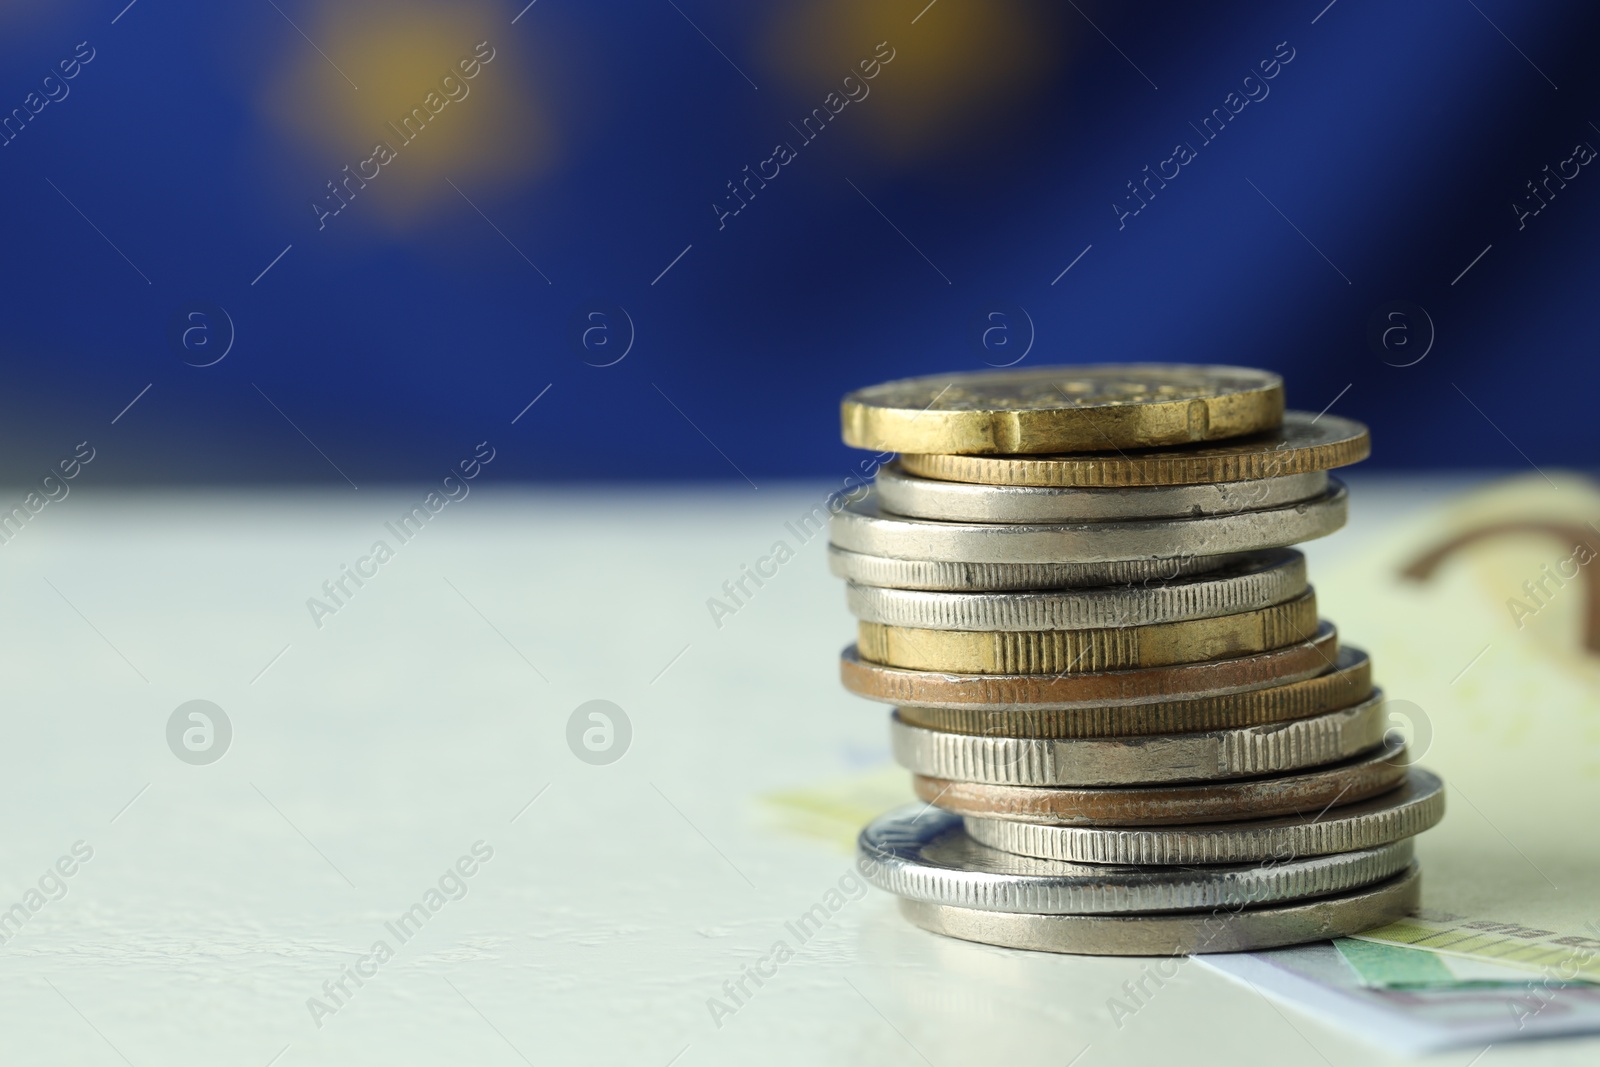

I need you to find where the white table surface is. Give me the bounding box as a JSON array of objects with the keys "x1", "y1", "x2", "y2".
[{"x1": 0, "y1": 475, "x2": 1593, "y2": 1066}]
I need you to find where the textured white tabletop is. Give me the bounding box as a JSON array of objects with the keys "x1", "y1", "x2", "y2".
[{"x1": 1, "y1": 475, "x2": 1594, "y2": 1066}]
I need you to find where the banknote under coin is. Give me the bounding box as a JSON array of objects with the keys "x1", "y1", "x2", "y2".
[{"x1": 1197, "y1": 939, "x2": 1600, "y2": 1054}]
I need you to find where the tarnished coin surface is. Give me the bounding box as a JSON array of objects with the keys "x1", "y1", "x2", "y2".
[
  {"x1": 828, "y1": 546, "x2": 1249, "y2": 592},
  {"x1": 830, "y1": 483, "x2": 1347, "y2": 564},
  {"x1": 874, "y1": 463, "x2": 1328, "y2": 523},
  {"x1": 895, "y1": 865, "x2": 1420, "y2": 955},
  {"x1": 857, "y1": 592, "x2": 1318, "y2": 674},
  {"x1": 841, "y1": 365, "x2": 1284, "y2": 454},
  {"x1": 889, "y1": 693, "x2": 1386, "y2": 786},
  {"x1": 858, "y1": 805, "x2": 1413, "y2": 914},
  {"x1": 839, "y1": 624, "x2": 1339, "y2": 710},
  {"x1": 964, "y1": 768, "x2": 1445, "y2": 864},
  {"x1": 912, "y1": 741, "x2": 1407, "y2": 826},
  {"x1": 900, "y1": 411, "x2": 1369, "y2": 487},
  {"x1": 895, "y1": 646, "x2": 1372, "y2": 736},
  {"x1": 844, "y1": 550, "x2": 1306, "y2": 631}
]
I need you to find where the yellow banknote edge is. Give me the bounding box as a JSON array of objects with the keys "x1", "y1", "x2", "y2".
[{"x1": 1351, "y1": 911, "x2": 1600, "y2": 983}]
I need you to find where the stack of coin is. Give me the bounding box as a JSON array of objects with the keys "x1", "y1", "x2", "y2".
[{"x1": 831, "y1": 365, "x2": 1445, "y2": 955}]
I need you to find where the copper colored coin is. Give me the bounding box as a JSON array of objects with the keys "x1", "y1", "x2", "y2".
[
  {"x1": 839, "y1": 623, "x2": 1338, "y2": 710},
  {"x1": 911, "y1": 741, "x2": 1407, "y2": 826},
  {"x1": 896, "y1": 647, "x2": 1372, "y2": 738}
]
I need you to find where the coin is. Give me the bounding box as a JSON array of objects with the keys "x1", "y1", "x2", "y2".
[
  {"x1": 840, "y1": 365, "x2": 1284, "y2": 454},
  {"x1": 890, "y1": 693, "x2": 1386, "y2": 786},
  {"x1": 828, "y1": 545, "x2": 1251, "y2": 592},
  {"x1": 858, "y1": 591, "x2": 1318, "y2": 674},
  {"x1": 830, "y1": 483, "x2": 1346, "y2": 564},
  {"x1": 912, "y1": 741, "x2": 1405, "y2": 825},
  {"x1": 895, "y1": 646, "x2": 1372, "y2": 736},
  {"x1": 840, "y1": 623, "x2": 1339, "y2": 709},
  {"x1": 895, "y1": 865, "x2": 1420, "y2": 955},
  {"x1": 900, "y1": 411, "x2": 1369, "y2": 487},
  {"x1": 874, "y1": 463, "x2": 1328, "y2": 523},
  {"x1": 845, "y1": 550, "x2": 1306, "y2": 631},
  {"x1": 858, "y1": 805, "x2": 1413, "y2": 914},
  {"x1": 963, "y1": 768, "x2": 1445, "y2": 864}
]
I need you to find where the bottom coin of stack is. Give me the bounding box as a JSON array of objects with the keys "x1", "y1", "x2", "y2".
[{"x1": 857, "y1": 764, "x2": 1443, "y2": 955}]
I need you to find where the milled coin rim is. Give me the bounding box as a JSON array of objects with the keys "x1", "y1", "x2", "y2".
[
  {"x1": 858, "y1": 804, "x2": 1413, "y2": 914},
  {"x1": 961, "y1": 768, "x2": 1445, "y2": 864},
  {"x1": 873, "y1": 463, "x2": 1329, "y2": 523},
  {"x1": 889, "y1": 691, "x2": 1385, "y2": 786},
  {"x1": 856, "y1": 591, "x2": 1319, "y2": 675},
  {"x1": 839, "y1": 623, "x2": 1340, "y2": 710},
  {"x1": 893, "y1": 865, "x2": 1421, "y2": 955},
  {"x1": 911, "y1": 740, "x2": 1408, "y2": 826},
  {"x1": 844, "y1": 550, "x2": 1306, "y2": 631},
  {"x1": 898, "y1": 411, "x2": 1370, "y2": 487},
  {"x1": 894, "y1": 646, "x2": 1372, "y2": 735},
  {"x1": 828, "y1": 545, "x2": 1253, "y2": 591},
  {"x1": 829, "y1": 482, "x2": 1347, "y2": 564}
]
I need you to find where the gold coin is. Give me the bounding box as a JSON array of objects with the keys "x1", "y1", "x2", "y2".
[
  {"x1": 912, "y1": 742, "x2": 1407, "y2": 826},
  {"x1": 896, "y1": 646, "x2": 1373, "y2": 738},
  {"x1": 899, "y1": 411, "x2": 1368, "y2": 487},
  {"x1": 840, "y1": 365, "x2": 1283, "y2": 455},
  {"x1": 857, "y1": 591, "x2": 1318, "y2": 674},
  {"x1": 840, "y1": 623, "x2": 1340, "y2": 710}
]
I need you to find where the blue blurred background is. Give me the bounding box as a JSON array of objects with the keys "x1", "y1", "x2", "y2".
[{"x1": 1, "y1": 0, "x2": 1595, "y2": 485}]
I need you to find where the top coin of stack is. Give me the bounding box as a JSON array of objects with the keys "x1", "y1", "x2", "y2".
[{"x1": 830, "y1": 364, "x2": 1444, "y2": 956}]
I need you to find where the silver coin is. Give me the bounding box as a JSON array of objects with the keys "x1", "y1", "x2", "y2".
[
  {"x1": 894, "y1": 865, "x2": 1420, "y2": 955},
  {"x1": 846, "y1": 550, "x2": 1305, "y2": 631},
  {"x1": 859, "y1": 804, "x2": 1413, "y2": 914},
  {"x1": 874, "y1": 462, "x2": 1329, "y2": 523},
  {"x1": 890, "y1": 694, "x2": 1387, "y2": 787},
  {"x1": 829, "y1": 481, "x2": 1347, "y2": 564},
  {"x1": 963, "y1": 769, "x2": 1444, "y2": 865},
  {"x1": 829, "y1": 545, "x2": 1251, "y2": 592}
]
